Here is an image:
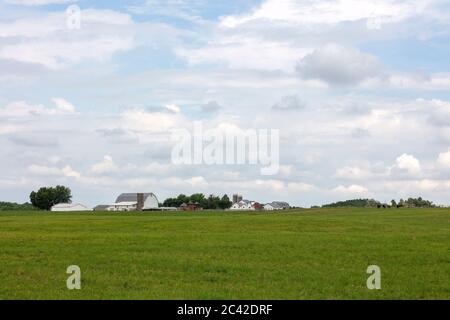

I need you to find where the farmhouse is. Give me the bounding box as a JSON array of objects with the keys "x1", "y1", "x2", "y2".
[
  {"x1": 179, "y1": 202, "x2": 201, "y2": 211},
  {"x1": 51, "y1": 203, "x2": 91, "y2": 212},
  {"x1": 230, "y1": 199, "x2": 261, "y2": 210}
]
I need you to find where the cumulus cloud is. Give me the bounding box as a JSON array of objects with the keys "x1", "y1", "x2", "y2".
[
  {"x1": 0, "y1": 9, "x2": 135, "y2": 69},
  {"x1": 90, "y1": 155, "x2": 119, "y2": 174},
  {"x1": 120, "y1": 107, "x2": 185, "y2": 133},
  {"x1": 165, "y1": 104, "x2": 180, "y2": 113},
  {"x1": 395, "y1": 154, "x2": 421, "y2": 175},
  {"x1": 219, "y1": 0, "x2": 425, "y2": 28},
  {"x1": 201, "y1": 101, "x2": 222, "y2": 113},
  {"x1": 333, "y1": 184, "x2": 369, "y2": 194},
  {"x1": 272, "y1": 95, "x2": 304, "y2": 111},
  {"x1": 334, "y1": 166, "x2": 373, "y2": 180},
  {"x1": 28, "y1": 164, "x2": 80, "y2": 178},
  {"x1": 437, "y1": 149, "x2": 450, "y2": 169},
  {"x1": 296, "y1": 44, "x2": 382, "y2": 85}
]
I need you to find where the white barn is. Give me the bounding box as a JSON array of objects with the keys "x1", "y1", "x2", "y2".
[
  {"x1": 105, "y1": 193, "x2": 159, "y2": 211},
  {"x1": 51, "y1": 203, "x2": 91, "y2": 212}
]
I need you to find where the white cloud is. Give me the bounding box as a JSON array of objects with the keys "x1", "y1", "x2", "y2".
[
  {"x1": 120, "y1": 107, "x2": 184, "y2": 133},
  {"x1": 90, "y1": 155, "x2": 119, "y2": 174},
  {"x1": 220, "y1": 0, "x2": 427, "y2": 28},
  {"x1": 0, "y1": 99, "x2": 76, "y2": 117},
  {"x1": 51, "y1": 98, "x2": 75, "y2": 113},
  {"x1": 287, "y1": 182, "x2": 316, "y2": 192},
  {"x1": 334, "y1": 166, "x2": 373, "y2": 180},
  {"x1": 0, "y1": 9, "x2": 135, "y2": 69},
  {"x1": 395, "y1": 154, "x2": 421, "y2": 175},
  {"x1": 437, "y1": 149, "x2": 450, "y2": 169},
  {"x1": 296, "y1": 43, "x2": 382, "y2": 85},
  {"x1": 332, "y1": 184, "x2": 369, "y2": 194},
  {"x1": 177, "y1": 40, "x2": 313, "y2": 72},
  {"x1": 28, "y1": 164, "x2": 80, "y2": 178},
  {"x1": 165, "y1": 104, "x2": 180, "y2": 113},
  {"x1": 272, "y1": 95, "x2": 304, "y2": 111},
  {"x1": 185, "y1": 176, "x2": 208, "y2": 188}
]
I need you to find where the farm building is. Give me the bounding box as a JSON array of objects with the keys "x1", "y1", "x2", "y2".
[
  {"x1": 51, "y1": 203, "x2": 91, "y2": 212},
  {"x1": 230, "y1": 199, "x2": 261, "y2": 210},
  {"x1": 264, "y1": 201, "x2": 290, "y2": 210},
  {"x1": 93, "y1": 205, "x2": 111, "y2": 211},
  {"x1": 115, "y1": 193, "x2": 159, "y2": 210},
  {"x1": 94, "y1": 193, "x2": 160, "y2": 212},
  {"x1": 179, "y1": 202, "x2": 201, "y2": 211}
]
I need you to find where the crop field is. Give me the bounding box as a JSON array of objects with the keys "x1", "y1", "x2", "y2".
[{"x1": 0, "y1": 208, "x2": 448, "y2": 300}]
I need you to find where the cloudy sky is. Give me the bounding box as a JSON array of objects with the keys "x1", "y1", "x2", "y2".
[{"x1": 1, "y1": 0, "x2": 450, "y2": 207}]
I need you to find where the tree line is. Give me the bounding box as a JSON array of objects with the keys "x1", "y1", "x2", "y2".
[
  {"x1": 321, "y1": 197, "x2": 436, "y2": 208},
  {"x1": 162, "y1": 193, "x2": 232, "y2": 209}
]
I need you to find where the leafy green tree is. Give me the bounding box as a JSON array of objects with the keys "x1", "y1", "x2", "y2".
[
  {"x1": 219, "y1": 194, "x2": 232, "y2": 209},
  {"x1": 163, "y1": 193, "x2": 232, "y2": 210},
  {"x1": 391, "y1": 199, "x2": 397, "y2": 208},
  {"x1": 29, "y1": 185, "x2": 72, "y2": 210}
]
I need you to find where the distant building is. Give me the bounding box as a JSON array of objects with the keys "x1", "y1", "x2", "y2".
[
  {"x1": 115, "y1": 193, "x2": 159, "y2": 210},
  {"x1": 51, "y1": 203, "x2": 91, "y2": 212},
  {"x1": 109, "y1": 201, "x2": 138, "y2": 211},
  {"x1": 93, "y1": 205, "x2": 112, "y2": 211},
  {"x1": 264, "y1": 201, "x2": 290, "y2": 211},
  {"x1": 230, "y1": 199, "x2": 261, "y2": 210},
  {"x1": 95, "y1": 193, "x2": 160, "y2": 212},
  {"x1": 179, "y1": 202, "x2": 201, "y2": 211},
  {"x1": 232, "y1": 194, "x2": 243, "y2": 204}
]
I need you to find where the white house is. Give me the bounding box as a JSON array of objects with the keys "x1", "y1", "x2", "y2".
[
  {"x1": 51, "y1": 203, "x2": 91, "y2": 212},
  {"x1": 230, "y1": 199, "x2": 258, "y2": 210},
  {"x1": 107, "y1": 201, "x2": 137, "y2": 211}
]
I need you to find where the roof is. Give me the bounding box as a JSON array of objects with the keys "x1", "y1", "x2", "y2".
[
  {"x1": 93, "y1": 205, "x2": 111, "y2": 210},
  {"x1": 270, "y1": 201, "x2": 290, "y2": 209},
  {"x1": 52, "y1": 203, "x2": 88, "y2": 209},
  {"x1": 115, "y1": 193, "x2": 158, "y2": 203},
  {"x1": 113, "y1": 201, "x2": 137, "y2": 206}
]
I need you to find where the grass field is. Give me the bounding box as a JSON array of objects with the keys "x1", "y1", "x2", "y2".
[{"x1": 0, "y1": 208, "x2": 448, "y2": 300}]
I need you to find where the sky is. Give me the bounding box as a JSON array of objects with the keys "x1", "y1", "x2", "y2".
[{"x1": 1, "y1": 0, "x2": 450, "y2": 207}]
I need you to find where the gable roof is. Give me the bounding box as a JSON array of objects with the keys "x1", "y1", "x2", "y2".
[
  {"x1": 270, "y1": 201, "x2": 290, "y2": 209},
  {"x1": 115, "y1": 193, "x2": 157, "y2": 203},
  {"x1": 52, "y1": 203, "x2": 89, "y2": 209},
  {"x1": 93, "y1": 205, "x2": 111, "y2": 210}
]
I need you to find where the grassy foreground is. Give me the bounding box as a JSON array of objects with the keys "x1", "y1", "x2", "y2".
[{"x1": 0, "y1": 208, "x2": 448, "y2": 300}]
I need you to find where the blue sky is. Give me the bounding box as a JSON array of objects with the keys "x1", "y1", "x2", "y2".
[{"x1": 1, "y1": 0, "x2": 450, "y2": 207}]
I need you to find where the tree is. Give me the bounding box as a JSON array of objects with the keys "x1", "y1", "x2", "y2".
[
  {"x1": 219, "y1": 194, "x2": 232, "y2": 209},
  {"x1": 391, "y1": 199, "x2": 397, "y2": 208},
  {"x1": 163, "y1": 193, "x2": 232, "y2": 210},
  {"x1": 30, "y1": 185, "x2": 72, "y2": 210}
]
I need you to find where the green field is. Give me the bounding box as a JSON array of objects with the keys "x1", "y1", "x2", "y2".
[{"x1": 0, "y1": 208, "x2": 448, "y2": 300}]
